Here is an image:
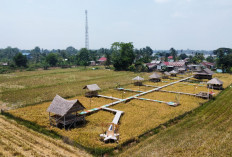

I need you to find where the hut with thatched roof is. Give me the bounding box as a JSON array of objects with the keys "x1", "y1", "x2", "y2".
[
  {"x1": 162, "y1": 71, "x2": 171, "y2": 79},
  {"x1": 207, "y1": 78, "x2": 223, "y2": 90},
  {"x1": 149, "y1": 72, "x2": 161, "y2": 82},
  {"x1": 83, "y1": 84, "x2": 101, "y2": 97},
  {"x1": 169, "y1": 70, "x2": 178, "y2": 77},
  {"x1": 132, "y1": 76, "x2": 144, "y2": 86},
  {"x1": 194, "y1": 68, "x2": 214, "y2": 80},
  {"x1": 178, "y1": 68, "x2": 186, "y2": 74},
  {"x1": 47, "y1": 95, "x2": 86, "y2": 129}
]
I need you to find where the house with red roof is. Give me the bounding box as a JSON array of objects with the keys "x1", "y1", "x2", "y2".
[{"x1": 98, "y1": 57, "x2": 107, "y2": 65}]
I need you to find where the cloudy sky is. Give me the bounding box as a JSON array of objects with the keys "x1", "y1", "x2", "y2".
[{"x1": 0, "y1": 0, "x2": 231, "y2": 50}]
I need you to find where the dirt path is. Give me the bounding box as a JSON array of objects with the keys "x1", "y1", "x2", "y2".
[{"x1": 0, "y1": 116, "x2": 91, "y2": 157}]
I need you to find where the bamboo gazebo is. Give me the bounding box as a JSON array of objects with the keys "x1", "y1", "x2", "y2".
[
  {"x1": 132, "y1": 76, "x2": 144, "y2": 86},
  {"x1": 149, "y1": 72, "x2": 161, "y2": 82},
  {"x1": 83, "y1": 84, "x2": 101, "y2": 97},
  {"x1": 194, "y1": 68, "x2": 214, "y2": 80},
  {"x1": 162, "y1": 71, "x2": 171, "y2": 79},
  {"x1": 178, "y1": 68, "x2": 186, "y2": 74},
  {"x1": 207, "y1": 78, "x2": 223, "y2": 90},
  {"x1": 169, "y1": 70, "x2": 178, "y2": 77},
  {"x1": 47, "y1": 95, "x2": 86, "y2": 129}
]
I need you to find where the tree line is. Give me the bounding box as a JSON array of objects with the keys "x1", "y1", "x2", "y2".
[{"x1": 0, "y1": 44, "x2": 231, "y2": 73}]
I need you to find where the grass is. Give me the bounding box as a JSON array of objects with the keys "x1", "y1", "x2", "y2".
[
  {"x1": 0, "y1": 67, "x2": 151, "y2": 108},
  {"x1": 2, "y1": 68, "x2": 232, "y2": 155},
  {"x1": 119, "y1": 83, "x2": 232, "y2": 157}
]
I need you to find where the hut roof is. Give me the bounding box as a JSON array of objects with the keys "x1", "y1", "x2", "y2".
[
  {"x1": 203, "y1": 68, "x2": 214, "y2": 75},
  {"x1": 132, "y1": 76, "x2": 144, "y2": 81},
  {"x1": 178, "y1": 68, "x2": 185, "y2": 71},
  {"x1": 149, "y1": 72, "x2": 161, "y2": 79},
  {"x1": 207, "y1": 78, "x2": 223, "y2": 85},
  {"x1": 83, "y1": 84, "x2": 101, "y2": 91},
  {"x1": 164, "y1": 72, "x2": 171, "y2": 76},
  {"x1": 47, "y1": 95, "x2": 85, "y2": 116},
  {"x1": 169, "y1": 70, "x2": 178, "y2": 74}
]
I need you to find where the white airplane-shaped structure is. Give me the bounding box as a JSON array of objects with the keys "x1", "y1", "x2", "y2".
[{"x1": 100, "y1": 107, "x2": 124, "y2": 142}]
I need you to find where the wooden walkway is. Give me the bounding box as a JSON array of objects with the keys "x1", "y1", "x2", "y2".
[
  {"x1": 97, "y1": 95, "x2": 122, "y2": 101},
  {"x1": 79, "y1": 76, "x2": 193, "y2": 115},
  {"x1": 143, "y1": 84, "x2": 160, "y2": 88},
  {"x1": 117, "y1": 88, "x2": 144, "y2": 93},
  {"x1": 102, "y1": 108, "x2": 124, "y2": 125},
  {"x1": 158, "y1": 90, "x2": 197, "y2": 96},
  {"x1": 134, "y1": 97, "x2": 178, "y2": 107}
]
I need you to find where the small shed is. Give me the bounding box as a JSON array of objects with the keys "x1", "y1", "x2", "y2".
[
  {"x1": 149, "y1": 72, "x2": 161, "y2": 82},
  {"x1": 178, "y1": 68, "x2": 185, "y2": 74},
  {"x1": 207, "y1": 78, "x2": 223, "y2": 90},
  {"x1": 194, "y1": 68, "x2": 214, "y2": 80},
  {"x1": 169, "y1": 70, "x2": 178, "y2": 77},
  {"x1": 132, "y1": 76, "x2": 144, "y2": 86},
  {"x1": 83, "y1": 84, "x2": 101, "y2": 97},
  {"x1": 47, "y1": 95, "x2": 86, "y2": 129},
  {"x1": 162, "y1": 72, "x2": 171, "y2": 79}
]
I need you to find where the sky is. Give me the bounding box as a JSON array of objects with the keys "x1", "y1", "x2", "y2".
[{"x1": 0, "y1": 0, "x2": 231, "y2": 50}]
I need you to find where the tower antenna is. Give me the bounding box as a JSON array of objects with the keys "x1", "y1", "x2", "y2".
[{"x1": 85, "y1": 10, "x2": 89, "y2": 49}]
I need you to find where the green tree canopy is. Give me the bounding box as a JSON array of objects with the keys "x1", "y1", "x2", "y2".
[
  {"x1": 170, "y1": 48, "x2": 177, "y2": 61},
  {"x1": 214, "y1": 48, "x2": 232, "y2": 72},
  {"x1": 46, "y1": 53, "x2": 58, "y2": 66},
  {"x1": 111, "y1": 42, "x2": 135, "y2": 71},
  {"x1": 13, "y1": 53, "x2": 28, "y2": 67},
  {"x1": 77, "y1": 48, "x2": 90, "y2": 67}
]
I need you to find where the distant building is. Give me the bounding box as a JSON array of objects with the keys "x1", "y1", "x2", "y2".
[
  {"x1": 0, "y1": 62, "x2": 8, "y2": 66},
  {"x1": 163, "y1": 62, "x2": 186, "y2": 71},
  {"x1": 168, "y1": 56, "x2": 174, "y2": 62},
  {"x1": 98, "y1": 57, "x2": 107, "y2": 65},
  {"x1": 22, "y1": 52, "x2": 32, "y2": 59},
  {"x1": 200, "y1": 61, "x2": 215, "y2": 69},
  {"x1": 90, "y1": 61, "x2": 96, "y2": 66}
]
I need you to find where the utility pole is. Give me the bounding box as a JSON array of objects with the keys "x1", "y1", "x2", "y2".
[{"x1": 85, "y1": 10, "x2": 89, "y2": 49}]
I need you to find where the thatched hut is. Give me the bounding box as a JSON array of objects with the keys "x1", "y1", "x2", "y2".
[
  {"x1": 132, "y1": 76, "x2": 144, "y2": 86},
  {"x1": 47, "y1": 95, "x2": 86, "y2": 129},
  {"x1": 194, "y1": 68, "x2": 214, "y2": 80},
  {"x1": 169, "y1": 70, "x2": 178, "y2": 77},
  {"x1": 207, "y1": 78, "x2": 223, "y2": 90},
  {"x1": 178, "y1": 68, "x2": 185, "y2": 74},
  {"x1": 83, "y1": 84, "x2": 101, "y2": 97},
  {"x1": 149, "y1": 72, "x2": 161, "y2": 82},
  {"x1": 162, "y1": 71, "x2": 171, "y2": 79}
]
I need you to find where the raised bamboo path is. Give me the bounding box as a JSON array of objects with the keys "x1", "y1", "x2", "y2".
[{"x1": 79, "y1": 76, "x2": 193, "y2": 115}]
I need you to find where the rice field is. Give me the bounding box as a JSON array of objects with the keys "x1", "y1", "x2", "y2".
[
  {"x1": 3, "y1": 69, "x2": 232, "y2": 154},
  {"x1": 0, "y1": 115, "x2": 90, "y2": 157}
]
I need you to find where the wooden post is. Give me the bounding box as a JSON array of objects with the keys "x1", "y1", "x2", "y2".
[{"x1": 64, "y1": 115, "x2": 66, "y2": 130}]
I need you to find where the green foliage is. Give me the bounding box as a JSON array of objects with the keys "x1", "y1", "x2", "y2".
[
  {"x1": 77, "y1": 48, "x2": 90, "y2": 67},
  {"x1": 213, "y1": 48, "x2": 232, "y2": 72},
  {"x1": 179, "y1": 53, "x2": 188, "y2": 60},
  {"x1": 46, "y1": 53, "x2": 58, "y2": 66},
  {"x1": 206, "y1": 56, "x2": 215, "y2": 63},
  {"x1": 0, "y1": 47, "x2": 19, "y2": 62},
  {"x1": 135, "y1": 46, "x2": 153, "y2": 63},
  {"x1": 111, "y1": 42, "x2": 135, "y2": 71},
  {"x1": 104, "y1": 52, "x2": 111, "y2": 67},
  {"x1": 13, "y1": 53, "x2": 28, "y2": 67},
  {"x1": 189, "y1": 53, "x2": 205, "y2": 64},
  {"x1": 128, "y1": 64, "x2": 136, "y2": 72},
  {"x1": 170, "y1": 48, "x2": 177, "y2": 61}
]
